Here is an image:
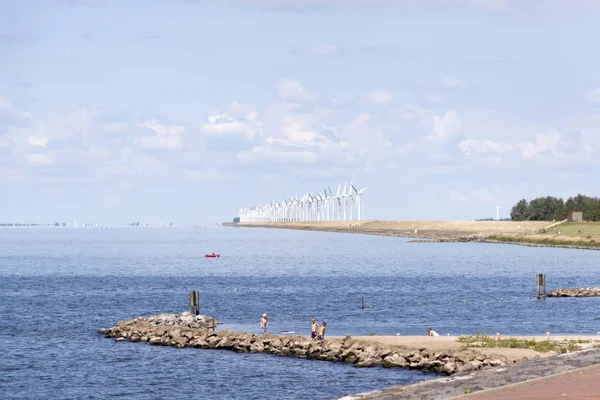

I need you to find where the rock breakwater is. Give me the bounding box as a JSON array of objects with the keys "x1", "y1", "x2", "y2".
[
  {"x1": 99, "y1": 313, "x2": 512, "y2": 375},
  {"x1": 548, "y1": 287, "x2": 600, "y2": 297}
]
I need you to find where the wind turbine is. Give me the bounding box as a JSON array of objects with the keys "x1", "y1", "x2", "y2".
[
  {"x1": 351, "y1": 184, "x2": 368, "y2": 221},
  {"x1": 335, "y1": 184, "x2": 341, "y2": 221},
  {"x1": 348, "y1": 180, "x2": 355, "y2": 221},
  {"x1": 496, "y1": 206, "x2": 501, "y2": 221},
  {"x1": 342, "y1": 182, "x2": 347, "y2": 221}
]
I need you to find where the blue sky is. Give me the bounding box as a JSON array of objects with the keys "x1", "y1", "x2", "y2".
[{"x1": 2, "y1": 0, "x2": 600, "y2": 225}]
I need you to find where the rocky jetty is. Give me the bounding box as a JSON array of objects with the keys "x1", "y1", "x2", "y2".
[
  {"x1": 99, "y1": 312, "x2": 512, "y2": 375},
  {"x1": 548, "y1": 287, "x2": 600, "y2": 297}
]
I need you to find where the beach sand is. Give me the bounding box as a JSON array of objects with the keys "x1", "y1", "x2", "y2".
[{"x1": 329, "y1": 335, "x2": 600, "y2": 364}]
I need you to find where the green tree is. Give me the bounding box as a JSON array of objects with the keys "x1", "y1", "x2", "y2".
[
  {"x1": 526, "y1": 196, "x2": 564, "y2": 221},
  {"x1": 510, "y1": 199, "x2": 529, "y2": 221}
]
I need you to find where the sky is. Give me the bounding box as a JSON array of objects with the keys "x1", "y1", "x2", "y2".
[{"x1": 1, "y1": 0, "x2": 600, "y2": 225}]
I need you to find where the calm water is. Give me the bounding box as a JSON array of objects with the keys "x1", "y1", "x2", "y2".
[{"x1": 2, "y1": 227, "x2": 600, "y2": 399}]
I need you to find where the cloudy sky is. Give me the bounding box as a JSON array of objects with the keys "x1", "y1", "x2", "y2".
[{"x1": 2, "y1": 0, "x2": 600, "y2": 225}]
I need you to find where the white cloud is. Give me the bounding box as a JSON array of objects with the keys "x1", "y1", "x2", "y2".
[
  {"x1": 135, "y1": 134, "x2": 182, "y2": 151},
  {"x1": 306, "y1": 44, "x2": 341, "y2": 56},
  {"x1": 201, "y1": 112, "x2": 260, "y2": 139},
  {"x1": 276, "y1": 78, "x2": 316, "y2": 102},
  {"x1": 136, "y1": 120, "x2": 184, "y2": 151},
  {"x1": 585, "y1": 88, "x2": 600, "y2": 103},
  {"x1": 25, "y1": 153, "x2": 53, "y2": 167},
  {"x1": 364, "y1": 88, "x2": 393, "y2": 105},
  {"x1": 458, "y1": 139, "x2": 513, "y2": 155},
  {"x1": 518, "y1": 132, "x2": 561, "y2": 159},
  {"x1": 182, "y1": 168, "x2": 223, "y2": 180},
  {"x1": 238, "y1": 145, "x2": 318, "y2": 163},
  {"x1": 231, "y1": 0, "x2": 600, "y2": 16},
  {"x1": 427, "y1": 111, "x2": 463, "y2": 142},
  {"x1": 103, "y1": 122, "x2": 128, "y2": 133},
  {"x1": 0, "y1": 96, "x2": 11, "y2": 109},
  {"x1": 440, "y1": 76, "x2": 467, "y2": 89},
  {"x1": 120, "y1": 182, "x2": 135, "y2": 189},
  {"x1": 229, "y1": 102, "x2": 258, "y2": 122},
  {"x1": 28, "y1": 136, "x2": 49, "y2": 148},
  {"x1": 0, "y1": 95, "x2": 33, "y2": 120}
]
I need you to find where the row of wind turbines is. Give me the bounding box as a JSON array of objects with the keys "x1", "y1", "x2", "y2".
[{"x1": 238, "y1": 182, "x2": 367, "y2": 223}]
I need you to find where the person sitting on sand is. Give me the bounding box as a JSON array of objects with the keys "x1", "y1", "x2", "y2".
[
  {"x1": 311, "y1": 318, "x2": 318, "y2": 340},
  {"x1": 427, "y1": 327, "x2": 439, "y2": 337},
  {"x1": 317, "y1": 321, "x2": 326, "y2": 340},
  {"x1": 260, "y1": 313, "x2": 269, "y2": 334}
]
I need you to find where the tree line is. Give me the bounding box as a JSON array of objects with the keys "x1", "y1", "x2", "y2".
[{"x1": 510, "y1": 194, "x2": 600, "y2": 221}]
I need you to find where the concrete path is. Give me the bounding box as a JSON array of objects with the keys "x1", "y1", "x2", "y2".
[
  {"x1": 452, "y1": 363, "x2": 600, "y2": 399},
  {"x1": 340, "y1": 347, "x2": 600, "y2": 400}
]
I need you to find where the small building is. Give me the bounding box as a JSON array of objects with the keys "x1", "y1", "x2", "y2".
[{"x1": 569, "y1": 211, "x2": 583, "y2": 222}]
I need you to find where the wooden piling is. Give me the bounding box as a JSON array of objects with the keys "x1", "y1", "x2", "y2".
[
  {"x1": 536, "y1": 274, "x2": 547, "y2": 300},
  {"x1": 190, "y1": 290, "x2": 200, "y2": 315},
  {"x1": 361, "y1": 296, "x2": 365, "y2": 310}
]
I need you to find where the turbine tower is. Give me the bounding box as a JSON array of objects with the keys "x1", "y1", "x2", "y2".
[
  {"x1": 351, "y1": 184, "x2": 368, "y2": 221},
  {"x1": 496, "y1": 206, "x2": 501, "y2": 221}
]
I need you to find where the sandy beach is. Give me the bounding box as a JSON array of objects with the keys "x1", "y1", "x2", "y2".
[{"x1": 330, "y1": 335, "x2": 600, "y2": 364}]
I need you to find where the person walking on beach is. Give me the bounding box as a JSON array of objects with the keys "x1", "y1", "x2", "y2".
[
  {"x1": 427, "y1": 327, "x2": 439, "y2": 337},
  {"x1": 311, "y1": 318, "x2": 318, "y2": 340},
  {"x1": 260, "y1": 313, "x2": 269, "y2": 334},
  {"x1": 317, "y1": 321, "x2": 326, "y2": 340}
]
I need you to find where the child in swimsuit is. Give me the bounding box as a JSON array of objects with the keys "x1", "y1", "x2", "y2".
[
  {"x1": 260, "y1": 313, "x2": 269, "y2": 334},
  {"x1": 311, "y1": 318, "x2": 318, "y2": 339},
  {"x1": 317, "y1": 321, "x2": 326, "y2": 340}
]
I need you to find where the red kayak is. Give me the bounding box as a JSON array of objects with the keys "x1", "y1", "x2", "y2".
[{"x1": 205, "y1": 253, "x2": 220, "y2": 258}]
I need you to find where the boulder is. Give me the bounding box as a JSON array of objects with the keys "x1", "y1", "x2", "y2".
[{"x1": 383, "y1": 353, "x2": 408, "y2": 368}]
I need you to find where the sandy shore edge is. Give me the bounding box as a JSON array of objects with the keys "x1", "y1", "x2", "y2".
[{"x1": 224, "y1": 221, "x2": 600, "y2": 251}]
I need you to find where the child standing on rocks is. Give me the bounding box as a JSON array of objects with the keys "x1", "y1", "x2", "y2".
[
  {"x1": 260, "y1": 313, "x2": 269, "y2": 334},
  {"x1": 311, "y1": 318, "x2": 318, "y2": 340},
  {"x1": 317, "y1": 321, "x2": 326, "y2": 340}
]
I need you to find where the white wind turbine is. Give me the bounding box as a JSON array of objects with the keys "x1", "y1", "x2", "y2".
[
  {"x1": 351, "y1": 184, "x2": 368, "y2": 221},
  {"x1": 348, "y1": 181, "x2": 355, "y2": 221},
  {"x1": 323, "y1": 189, "x2": 329, "y2": 221},
  {"x1": 342, "y1": 182, "x2": 347, "y2": 221},
  {"x1": 335, "y1": 184, "x2": 341, "y2": 221}
]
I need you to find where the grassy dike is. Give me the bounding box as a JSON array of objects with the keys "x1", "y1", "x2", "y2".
[{"x1": 224, "y1": 220, "x2": 600, "y2": 250}]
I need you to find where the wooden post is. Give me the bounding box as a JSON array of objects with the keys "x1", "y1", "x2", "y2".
[
  {"x1": 361, "y1": 296, "x2": 365, "y2": 310},
  {"x1": 190, "y1": 290, "x2": 200, "y2": 315},
  {"x1": 536, "y1": 274, "x2": 546, "y2": 300}
]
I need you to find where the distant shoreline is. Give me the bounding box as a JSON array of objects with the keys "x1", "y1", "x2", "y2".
[{"x1": 222, "y1": 221, "x2": 600, "y2": 251}]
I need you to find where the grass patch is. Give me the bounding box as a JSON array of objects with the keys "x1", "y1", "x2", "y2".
[
  {"x1": 486, "y1": 234, "x2": 600, "y2": 248},
  {"x1": 549, "y1": 222, "x2": 600, "y2": 238},
  {"x1": 457, "y1": 333, "x2": 590, "y2": 353}
]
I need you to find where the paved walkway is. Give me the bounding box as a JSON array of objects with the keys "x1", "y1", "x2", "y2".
[
  {"x1": 345, "y1": 348, "x2": 600, "y2": 400},
  {"x1": 452, "y1": 364, "x2": 600, "y2": 399}
]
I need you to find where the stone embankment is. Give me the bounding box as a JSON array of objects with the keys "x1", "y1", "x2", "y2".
[
  {"x1": 99, "y1": 312, "x2": 512, "y2": 375},
  {"x1": 548, "y1": 287, "x2": 600, "y2": 297}
]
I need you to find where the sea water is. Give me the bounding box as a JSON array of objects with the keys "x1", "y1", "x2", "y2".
[{"x1": 2, "y1": 227, "x2": 600, "y2": 399}]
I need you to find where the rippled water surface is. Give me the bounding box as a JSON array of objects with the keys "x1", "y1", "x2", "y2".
[{"x1": 2, "y1": 227, "x2": 600, "y2": 399}]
